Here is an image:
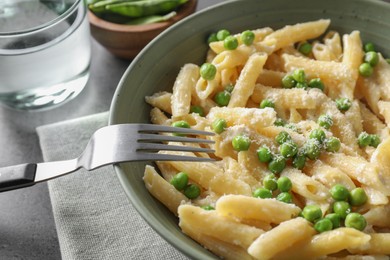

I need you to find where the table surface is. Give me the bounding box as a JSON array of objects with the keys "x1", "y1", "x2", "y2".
[
  {"x1": 0, "y1": 1, "x2": 221, "y2": 259},
  {"x1": 1, "y1": 0, "x2": 390, "y2": 259}
]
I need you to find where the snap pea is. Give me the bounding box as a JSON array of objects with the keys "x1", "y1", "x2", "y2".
[
  {"x1": 87, "y1": 0, "x2": 104, "y2": 5},
  {"x1": 89, "y1": 0, "x2": 135, "y2": 13},
  {"x1": 126, "y1": 11, "x2": 177, "y2": 25},
  {"x1": 106, "y1": 0, "x2": 188, "y2": 18}
]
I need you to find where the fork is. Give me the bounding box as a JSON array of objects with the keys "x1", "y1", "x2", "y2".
[{"x1": 0, "y1": 124, "x2": 215, "y2": 193}]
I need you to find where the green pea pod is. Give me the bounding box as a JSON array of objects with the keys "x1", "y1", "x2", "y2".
[
  {"x1": 86, "y1": 0, "x2": 103, "y2": 5},
  {"x1": 106, "y1": 0, "x2": 188, "y2": 18},
  {"x1": 126, "y1": 11, "x2": 177, "y2": 25},
  {"x1": 89, "y1": 0, "x2": 139, "y2": 13}
]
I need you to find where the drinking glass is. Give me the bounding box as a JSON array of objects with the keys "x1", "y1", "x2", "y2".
[{"x1": 0, "y1": 0, "x2": 91, "y2": 110}]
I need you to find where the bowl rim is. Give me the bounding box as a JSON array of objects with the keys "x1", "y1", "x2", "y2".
[
  {"x1": 109, "y1": 0, "x2": 390, "y2": 258},
  {"x1": 87, "y1": 0, "x2": 198, "y2": 33}
]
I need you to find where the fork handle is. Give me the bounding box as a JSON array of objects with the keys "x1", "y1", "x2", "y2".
[{"x1": 0, "y1": 163, "x2": 37, "y2": 192}]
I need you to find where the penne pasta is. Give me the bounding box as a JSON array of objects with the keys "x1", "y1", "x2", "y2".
[
  {"x1": 145, "y1": 91, "x2": 172, "y2": 114},
  {"x1": 178, "y1": 204, "x2": 264, "y2": 249},
  {"x1": 228, "y1": 52, "x2": 268, "y2": 107},
  {"x1": 142, "y1": 20, "x2": 390, "y2": 259},
  {"x1": 248, "y1": 217, "x2": 316, "y2": 260},
  {"x1": 143, "y1": 165, "x2": 188, "y2": 215},
  {"x1": 171, "y1": 64, "x2": 199, "y2": 117},
  {"x1": 323, "y1": 30, "x2": 342, "y2": 61},
  {"x1": 275, "y1": 228, "x2": 371, "y2": 259},
  {"x1": 262, "y1": 19, "x2": 330, "y2": 51},
  {"x1": 216, "y1": 194, "x2": 301, "y2": 224}
]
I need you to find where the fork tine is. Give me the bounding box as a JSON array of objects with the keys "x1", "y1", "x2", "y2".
[
  {"x1": 137, "y1": 143, "x2": 215, "y2": 153},
  {"x1": 137, "y1": 124, "x2": 215, "y2": 136},
  {"x1": 138, "y1": 133, "x2": 214, "y2": 144},
  {"x1": 136, "y1": 152, "x2": 215, "y2": 162}
]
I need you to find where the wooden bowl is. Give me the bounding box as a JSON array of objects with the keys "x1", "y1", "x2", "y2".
[{"x1": 88, "y1": 0, "x2": 198, "y2": 60}]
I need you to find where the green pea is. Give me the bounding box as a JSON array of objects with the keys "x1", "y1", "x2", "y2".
[
  {"x1": 309, "y1": 128, "x2": 326, "y2": 143},
  {"x1": 200, "y1": 63, "x2": 217, "y2": 80},
  {"x1": 308, "y1": 78, "x2": 325, "y2": 91},
  {"x1": 232, "y1": 135, "x2": 251, "y2": 151},
  {"x1": 359, "y1": 63, "x2": 374, "y2": 77},
  {"x1": 298, "y1": 42, "x2": 312, "y2": 55},
  {"x1": 324, "y1": 137, "x2": 341, "y2": 153},
  {"x1": 302, "y1": 205, "x2": 322, "y2": 223},
  {"x1": 190, "y1": 105, "x2": 204, "y2": 116},
  {"x1": 345, "y1": 212, "x2": 367, "y2": 231},
  {"x1": 318, "y1": 114, "x2": 333, "y2": 129},
  {"x1": 184, "y1": 184, "x2": 201, "y2": 199},
  {"x1": 279, "y1": 141, "x2": 298, "y2": 158},
  {"x1": 325, "y1": 213, "x2": 341, "y2": 229},
  {"x1": 364, "y1": 42, "x2": 375, "y2": 52},
  {"x1": 281, "y1": 74, "x2": 296, "y2": 88},
  {"x1": 275, "y1": 131, "x2": 292, "y2": 145},
  {"x1": 292, "y1": 150, "x2": 306, "y2": 170},
  {"x1": 257, "y1": 146, "x2": 273, "y2": 163},
  {"x1": 224, "y1": 83, "x2": 234, "y2": 93},
  {"x1": 303, "y1": 139, "x2": 321, "y2": 160},
  {"x1": 201, "y1": 205, "x2": 215, "y2": 210},
  {"x1": 170, "y1": 172, "x2": 189, "y2": 191},
  {"x1": 358, "y1": 131, "x2": 371, "y2": 147},
  {"x1": 171, "y1": 120, "x2": 190, "y2": 136},
  {"x1": 370, "y1": 134, "x2": 381, "y2": 148},
  {"x1": 274, "y1": 118, "x2": 286, "y2": 127},
  {"x1": 253, "y1": 187, "x2": 273, "y2": 199},
  {"x1": 333, "y1": 201, "x2": 351, "y2": 219},
  {"x1": 207, "y1": 33, "x2": 218, "y2": 44},
  {"x1": 292, "y1": 69, "x2": 306, "y2": 83},
  {"x1": 241, "y1": 30, "x2": 255, "y2": 46},
  {"x1": 277, "y1": 176, "x2": 292, "y2": 192},
  {"x1": 268, "y1": 155, "x2": 286, "y2": 174},
  {"x1": 349, "y1": 187, "x2": 368, "y2": 206},
  {"x1": 295, "y1": 82, "x2": 308, "y2": 89},
  {"x1": 364, "y1": 51, "x2": 379, "y2": 67},
  {"x1": 224, "y1": 35, "x2": 239, "y2": 50},
  {"x1": 335, "y1": 98, "x2": 352, "y2": 112},
  {"x1": 314, "y1": 218, "x2": 333, "y2": 233},
  {"x1": 172, "y1": 120, "x2": 190, "y2": 129},
  {"x1": 276, "y1": 192, "x2": 293, "y2": 203},
  {"x1": 260, "y1": 99, "x2": 275, "y2": 109},
  {"x1": 212, "y1": 118, "x2": 227, "y2": 134},
  {"x1": 330, "y1": 184, "x2": 350, "y2": 201},
  {"x1": 214, "y1": 91, "x2": 231, "y2": 106},
  {"x1": 216, "y1": 29, "x2": 230, "y2": 41},
  {"x1": 263, "y1": 173, "x2": 278, "y2": 191}
]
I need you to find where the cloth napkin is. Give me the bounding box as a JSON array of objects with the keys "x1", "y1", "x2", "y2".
[{"x1": 36, "y1": 112, "x2": 189, "y2": 260}]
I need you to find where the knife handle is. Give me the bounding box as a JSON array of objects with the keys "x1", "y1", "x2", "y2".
[{"x1": 0, "y1": 163, "x2": 37, "y2": 192}]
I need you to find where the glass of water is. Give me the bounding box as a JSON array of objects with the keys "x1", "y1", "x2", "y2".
[{"x1": 0, "y1": 0, "x2": 91, "y2": 110}]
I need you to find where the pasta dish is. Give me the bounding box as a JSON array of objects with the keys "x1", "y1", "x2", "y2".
[{"x1": 143, "y1": 19, "x2": 390, "y2": 259}]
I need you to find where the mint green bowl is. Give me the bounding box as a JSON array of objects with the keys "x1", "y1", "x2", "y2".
[{"x1": 109, "y1": 0, "x2": 390, "y2": 258}]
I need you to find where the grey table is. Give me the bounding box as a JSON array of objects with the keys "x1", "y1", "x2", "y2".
[{"x1": 0, "y1": 1, "x2": 222, "y2": 259}]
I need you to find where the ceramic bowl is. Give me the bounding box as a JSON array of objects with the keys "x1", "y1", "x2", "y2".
[
  {"x1": 88, "y1": 0, "x2": 198, "y2": 60},
  {"x1": 109, "y1": 0, "x2": 390, "y2": 258}
]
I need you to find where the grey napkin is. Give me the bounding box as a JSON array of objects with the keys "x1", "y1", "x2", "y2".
[{"x1": 36, "y1": 112, "x2": 188, "y2": 260}]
